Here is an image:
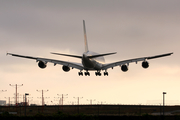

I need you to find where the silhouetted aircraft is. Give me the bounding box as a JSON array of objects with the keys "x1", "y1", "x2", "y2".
[{"x1": 7, "y1": 20, "x2": 173, "y2": 76}]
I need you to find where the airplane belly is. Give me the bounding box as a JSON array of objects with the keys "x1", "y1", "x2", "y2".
[
  {"x1": 94, "y1": 61, "x2": 103, "y2": 70},
  {"x1": 82, "y1": 57, "x2": 95, "y2": 69},
  {"x1": 82, "y1": 52, "x2": 104, "y2": 70},
  {"x1": 82, "y1": 60, "x2": 102, "y2": 70}
]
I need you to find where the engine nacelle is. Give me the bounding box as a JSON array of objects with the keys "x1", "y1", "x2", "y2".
[
  {"x1": 121, "y1": 65, "x2": 128, "y2": 72},
  {"x1": 62, "y1": 65, "x2": 70, "y2": 72},
  {"x1": 142, "y1": 61, "x2": 149, "y2": 68},
  {"x1": 38, "y1": 61, "x2": 47, "y2": 69}
]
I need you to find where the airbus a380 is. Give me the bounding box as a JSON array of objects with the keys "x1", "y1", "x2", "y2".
[{"x1": 7, "y1": 20, "x2": 173, "y2": 76}]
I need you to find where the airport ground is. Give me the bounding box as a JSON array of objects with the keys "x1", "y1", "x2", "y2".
[{"x1": 1, "y1": 105, "x2": 180, "y2": 119}]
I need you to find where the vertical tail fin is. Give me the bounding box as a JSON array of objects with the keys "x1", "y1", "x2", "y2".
[{"x1": 83, "y1": 20, "x2": 89, "y2": 52}]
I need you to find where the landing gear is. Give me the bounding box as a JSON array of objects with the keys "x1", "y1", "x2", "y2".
[
  {"x1": 95, "y1": 72, "x2": 101, "y2": 76},
  {"x1": 78, "y1": 71, "x2": 90, "y2": 76},
  {"x1": 95, "y1": 71, "x2": 108, "y2": 76},
  {"x1": 78, "y1": 72, "x2": 83, "y2": 76},
  {"x1": 104, "y1": 72, "x2": 108, "y2": 76},
  {"x1": 84, "y1": 71, "x2": 90, "y2": 76},
  {"x1": 78, "y1": 71, "x2": 108, "y2": 76}
]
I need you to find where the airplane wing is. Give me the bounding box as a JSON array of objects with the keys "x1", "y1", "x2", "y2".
[
  {"x1": 7, "y1": 53, "x2": 84, "y2": 70},
  {"x1": 101, "y1": 53, "x2": 173, "y2": 70}
]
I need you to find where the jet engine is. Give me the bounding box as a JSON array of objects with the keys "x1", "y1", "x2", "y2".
[
  {"x1": 121, "y1": 65, "x2": 128, "y2": 72},
  {"x1": 38, "y1": 61, "x2": 47, "y2": 69},
  {"x1": 62, "y1": 65, "x2": 70, "y2": 72},
  {"x1": 142, "y1": 61, "x2": 149, "y2": 68}
]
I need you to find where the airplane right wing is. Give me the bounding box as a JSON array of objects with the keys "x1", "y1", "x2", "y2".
[
  {"x1": 101, "y1": 52, "x2": 173, "y2": 70},
  {"x1": 7, "y1": 53, "x2": 84, "y2": 70}
]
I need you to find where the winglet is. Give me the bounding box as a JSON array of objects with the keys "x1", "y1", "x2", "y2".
[
  {"x1": 6, "y1": 52, "x2": 10, "y2": 56},
  {"x1": 83, "y1": 20, "x2": 89, "y2": 52}
]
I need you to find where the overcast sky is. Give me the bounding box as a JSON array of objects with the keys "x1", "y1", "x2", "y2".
[{"x1": 0, "y1": 0, "x2": 180, "y2": 105}]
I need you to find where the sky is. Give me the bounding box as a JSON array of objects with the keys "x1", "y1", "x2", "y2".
[{"x1": 0, "y1": 0, "x2": 180, "y2": 105}]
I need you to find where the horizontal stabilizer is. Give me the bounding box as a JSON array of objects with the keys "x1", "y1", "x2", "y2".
[
  {"x1": 51, "y1": 52, "x2": 82, "y2": 59},
  {"x1": 88, "y1": 52, "x2": 117, "y2": 58}
]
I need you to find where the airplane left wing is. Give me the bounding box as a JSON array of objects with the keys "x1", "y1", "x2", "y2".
[
  {"x1": 7, "y1": 53, "x2": 84, "y2": 70},
  {"x1": 101, "y1": 52, "x2": 173, "y2": 70}
]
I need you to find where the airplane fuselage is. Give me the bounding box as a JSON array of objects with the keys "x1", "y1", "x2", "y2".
[{"x1": 82, "y1": 51, "x2": 105, "y2": 71}]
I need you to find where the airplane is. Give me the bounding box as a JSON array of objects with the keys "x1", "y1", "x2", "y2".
[{"x1": 7, "y1": 20, "x2": 173, "y2": 76}]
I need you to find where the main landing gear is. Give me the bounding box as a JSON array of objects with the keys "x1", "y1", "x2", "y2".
[
  {"x1": 95, "y1": 71, "x2": 108, "y2": 76},
  {"x1": 84, "y1": 71, "x2": 90, "y2": 76},
  {"x1": 78, "y1": 71, "x2": 108, "y2": 76},
  {"x1": 104, "y1": 72, "x2": 108, "y2": 76},
  {"x1": 78, "y1": 72, "x2": 83, "y2": 76},
  {"x1": 95, "y1": 72, "x2": 101, "y2": 76},
  {"x1": 78, "y1": 71, "x2": 90, "y2": 76}
]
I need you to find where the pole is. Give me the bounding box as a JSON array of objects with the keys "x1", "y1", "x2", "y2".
[
  {"x1": 42, "y1": 90, "x2": 43, "y2": 106},
  {"x1": 62, "y1": 95, "x2": 65, "y2": 111},
  {"x1": 87, "y1": 99, "x2": 95, "y2": 105},
  {"x1": 25, "y1": 93, "x2": 29, "y2": 116},
  {"x1": 60, "y1": 98, "x2": 61, "y2": 105},
  {"x1": 9, "y1": 97, "x2": 10, "y2": 106},
  {"x1": 25, "y1": 94, "x2": 26, "y2": 116},
  {"x1": 73, "y1": 97, "x2": 83, "y2": 114},
  {"x1": 37, "y1": 89, "x2": 48, "y2": 113},
  {"x1": 57, "y1": 94, "x2": 68, "y2": 111},
  {"x1": 9, "y1": 84, "x2": 23, "y2": 106},
  {"x1": 163, "y1": 92, "x2": 167, "y2": 116},
  {"x1": 62, "y1": 94, "x2": 63, "y2": 106},
  {"x1": 16, "y1": 84, "x2": 17, "y2": 105},
  {"x1": 78, "y1": 97, "x2": 79, "y2": 114},
  {"x1": 78, "y1": 97, "x2": 79, "y2": 105},
  {"x1": 163, "y1": 94, "x2": 164, "y2": 116}
]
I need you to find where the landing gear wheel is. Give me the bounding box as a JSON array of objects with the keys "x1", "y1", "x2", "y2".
[
  {"x1": 95, "y1": 72, "x2": 101, "y2": 76},
  {"x1": 84, "y1": 72, "x2": 90, "y2": 76},
  {"x1": 87, "y1": 72, "x2": 90, "y2": 76},
  {"x1": 78, "y1": 72, "x2": 83, "y2": 76},
  {"x1": 104, "y1": 72, "x2": 108, "y2": 76}
]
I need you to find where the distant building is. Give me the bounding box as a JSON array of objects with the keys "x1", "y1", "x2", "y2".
[{"x1": 0, "y1": 100, "x2": 6, "y2": 106}]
